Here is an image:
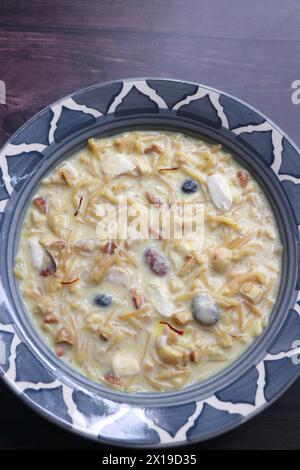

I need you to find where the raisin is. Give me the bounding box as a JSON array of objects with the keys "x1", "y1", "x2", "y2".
[
  {"x1": 94, "y1": 293, "x2": 113, "y2": 307},
  {"x1": 181, "y1": 179, "x2": 199, "y2": 193},
  {"x1": 144, "y1": 247, "x2": 168, "y2": 276}
]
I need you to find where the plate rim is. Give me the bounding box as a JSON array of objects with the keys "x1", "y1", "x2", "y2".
[{"x1": 1, "y1": 77, "x2": 300, "y2": 447}]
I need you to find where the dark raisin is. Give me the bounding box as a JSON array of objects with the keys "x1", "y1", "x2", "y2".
[
  {"x1": 144, "y1": 247, "x2": 168, "y2": 276},
  {"x1": 94, "y1": 294, "x2": 113, "y2": 307},
  {"x1": 181, "y1": 178, "x2": 199, "y2": 193}
]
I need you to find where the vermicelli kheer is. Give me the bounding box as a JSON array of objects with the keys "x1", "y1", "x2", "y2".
[{"x1": 14, "y1": 131, "x2": 282, "y2": 392}]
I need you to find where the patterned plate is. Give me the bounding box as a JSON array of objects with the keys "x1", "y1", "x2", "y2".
[{"x1": 1, "y1": 78, "x2": 300, "y2": 447}]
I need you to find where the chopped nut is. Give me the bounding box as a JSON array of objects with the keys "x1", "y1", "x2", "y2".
[
  {"x1": 131, "y1": 287, "x2": 146, "y2": 309},
  {"x1": 35, "y1": 296, "x2": 56, "y2": 316},
  {"x1": 44, "y1": 163, "x2": 78, "y2": 186},
  {"x1": 33, "y1": 197, "x2": 48, "y2": 214},
  {"x1": 145, "y1": 190, "x2": 164, "y2": 207},
  {"x1": 104, "y1": 373, "x2": 123, "y2": 385},
  {"x1": 240, "y1": 282, "x2": 264, "y2": 304},
  {"x1": 144, "y1": 143, "x2": 163, "y2": 154},
  {"x1": 172, "y1": 311, "x2": 193, "y2": 325},
  {"x1": 211, "y1": 247, "x2": 232, "y2": 273},
  {"x1": 102, "y1": 241, "x2": 118, "y2": 255},
  {"x1": 44, "y1": 314, "x2": 59, "y2": 324},
  {"x1": 97, "y1": 328, "x2": 112, "y2": 341},
  {"x1": 190, "y1": 350, "x2": 201, "y2": 363},
  {"x1": 55, "y1": 327, "x2": 75, "y2": 345},
  {"x1": 55, "y1": 346, "x2": 64, "y2": 357},
  {"x1": 61, "y1": 164, "x2": 78, "y2": 186},
  {"x1": 237, "y1": 170, "x2": 249, "y2": 188},
  {"x1": 22, "y1": 283, "x2": 41, "y2": 301},
  {"x1": 47, "y1": 213, "x2": 67, "y2": 237},
  {"x1": 88, "y1": 137, "x2": 103, "y2": 155},
  {"x1": 39, "y1": 250, "x2": 57, "y2": 277}
]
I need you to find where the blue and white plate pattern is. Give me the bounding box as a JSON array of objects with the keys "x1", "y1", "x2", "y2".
[{"x1": 0, "y1": 78, "x2": 300, "y2": 447}]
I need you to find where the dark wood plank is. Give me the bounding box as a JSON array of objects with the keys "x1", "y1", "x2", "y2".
[
  {"x1": 0, "y1": 0, "x2": 299, "y2": 450},
  {"x1": 0, "y1": 27, "x2": 299, "y2": 146},
  {"x1": 0, "y1": 0, "x2": 299, "y2": 41}
]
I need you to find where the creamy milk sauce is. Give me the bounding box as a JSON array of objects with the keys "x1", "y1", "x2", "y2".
[{"x1": 14, "y1": 131, "x2": 282, "y2": 392}]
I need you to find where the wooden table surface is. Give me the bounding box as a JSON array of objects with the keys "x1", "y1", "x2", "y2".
[{"x1": 0, "y1": 0, "x2": 299, "y2": 450}]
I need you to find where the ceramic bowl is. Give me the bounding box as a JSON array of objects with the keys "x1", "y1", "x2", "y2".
[{"x1": 1, "y1": 78, "x2": 300, "y2": 447}]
